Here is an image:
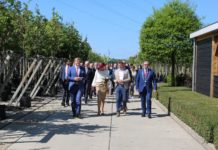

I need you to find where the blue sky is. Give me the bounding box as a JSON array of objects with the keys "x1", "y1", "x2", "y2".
[{"x1": 21, "y1": 0, "x2": 218, "y2": 59}]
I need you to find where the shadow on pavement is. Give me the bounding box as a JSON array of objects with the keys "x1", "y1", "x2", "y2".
[{"x1": 0, "y1": 109, "x2": 110, "y2": 144}]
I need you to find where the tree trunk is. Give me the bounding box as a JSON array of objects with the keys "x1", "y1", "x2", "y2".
[{"x1": 171, "y1": 51, "x2": 176, "y2": 86}]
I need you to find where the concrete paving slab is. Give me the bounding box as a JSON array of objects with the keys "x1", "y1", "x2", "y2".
[{"x1": 0, "y1": 95, "x2": 208, "y2": 150}]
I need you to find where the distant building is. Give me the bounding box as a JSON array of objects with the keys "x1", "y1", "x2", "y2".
[{"x1": 190, "y1": 22, "x2": 218, "y2": 97}]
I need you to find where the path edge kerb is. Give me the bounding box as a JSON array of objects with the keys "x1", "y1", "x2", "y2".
[{"x1": 153, "y1": 99, "x2": 216, "y2": 150}]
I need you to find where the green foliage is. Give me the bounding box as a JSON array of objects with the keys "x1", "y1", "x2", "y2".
[
  {"x1": 158, "y1": 85, "x2": 218, "y2": 146},
  {"x1": 128, "y1": 56, "x2": 136, "y2": 65},
  {"x1": 0, "y1": 0, "x2": 102, "y2": 60},
  {"x1": 128, "y1": 55, "x2": 142, "y2": 65},
  {"x1": 140, "y1": 0, "x2": 201, "y2": 64},
  {"x1": 166, "y1": 75, "x2": 172, "y2": 85},
  {"x1": 215, "y1": 127, "x2": 218, "y2": 150},
  {"x1": 139, "y1": 0, "x2": 201, "y2": 85},
  {"x1": 88, "y1": 50, "x2": 104, "y2": 62},
  {"x1": 0, "y1": 0, "x2": 23, "y2": 53}
]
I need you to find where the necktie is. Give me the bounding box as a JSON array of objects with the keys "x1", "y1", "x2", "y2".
[
  {"x1": 144, "y1": 69, "x2": 148, "y2": 78},
  {"x1": 65, "y1": 66, "x2": 68, "y2": 78}
]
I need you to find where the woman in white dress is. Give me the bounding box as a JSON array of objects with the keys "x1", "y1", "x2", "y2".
[{"x1": 92, "y1": 63, "x2": 109, "y2": 115}]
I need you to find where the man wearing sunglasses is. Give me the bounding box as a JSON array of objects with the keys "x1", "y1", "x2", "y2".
[{"x1": 136, "y1": 61, "x2": 157, "y2": 118}]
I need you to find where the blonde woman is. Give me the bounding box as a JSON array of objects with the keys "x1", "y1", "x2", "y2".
[{"x1": 92, "y1": 63, "x2": 109, "y2": 116}]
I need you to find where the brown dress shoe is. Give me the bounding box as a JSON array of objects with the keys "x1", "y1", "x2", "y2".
[{"x1": 116, "y1": 111, "x2": 120, "y2": 117}]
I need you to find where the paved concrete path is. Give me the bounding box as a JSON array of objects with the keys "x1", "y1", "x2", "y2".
[{"x1": 0, "y1": 95, "x2": 206, "y2": 150}]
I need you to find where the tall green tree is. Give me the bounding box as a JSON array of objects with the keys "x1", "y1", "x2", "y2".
[
  {"x1": 88, "y1": 51, "x2": 104, "y2": 62},
  {"x1": 140, "y1": 0, "x2": 201, "y2": 86},
  {"x1": 0, "y1": 0, "x2": 23, "y2": 53},
  {"x1": 79, "y1": 37, "x2": 91, "y2": 61},
  {"x1": 45, "y1": 9, "x2": 65, "y2": 56},
  {"x1": 0, "y1": 0, "x2": 101, "y2": 60},
  {"x1": 60, "y1": 24, "x2": 81, "y2": 58}
]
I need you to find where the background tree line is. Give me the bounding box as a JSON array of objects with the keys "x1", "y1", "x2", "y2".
[{"x1": 0, "y1": 0, "x2": 104, "y2": 62}]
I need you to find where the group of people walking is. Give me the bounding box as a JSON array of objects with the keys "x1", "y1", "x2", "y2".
[{"x1": 59, "y1": 57, "x2": 157, "y2": 118}]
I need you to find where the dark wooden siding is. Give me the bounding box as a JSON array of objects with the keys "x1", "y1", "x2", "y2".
[
  {"x1": 196, "y1": 38, "x2": 212, "y2": 96},
  {"x1": 214, "y1": 76, "x2": 218, "y2": 97}
]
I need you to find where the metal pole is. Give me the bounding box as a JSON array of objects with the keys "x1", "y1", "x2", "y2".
[
  {"x1": 8, "y1": 58, "x2": 37, "y2": 105},
  {"x1": 15, "y1": 59, "x2": 43, "y2": 106},
  {"x1": 30, "y1": 59, "x2": 52, "y2": 98},
  {"x1": 41, "y1": 60, "x2": 57, "y2": 92},
  {"x1": 192, "y1": 39, "x2": 196, "y2": 91},
  {"x1": 168, "y1": 97, "x2": 171, "y2": 116},
  {"x1": 32, "y1": 86, "x2": 41, "y2": 100},
  {"x1": 45, "y1": 62, "x2": 61, "y2": 95}
]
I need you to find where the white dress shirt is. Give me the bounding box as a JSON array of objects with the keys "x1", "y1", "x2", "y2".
[
  {"x1": 118, "y1": 69, "x2": 125, "y2": 80},
  {"x1": 65, "y1": 65, "x2": 69, "y2": 79},
  {"x1": 75, "y1": 65, "x2": 80, "y2": 76}
]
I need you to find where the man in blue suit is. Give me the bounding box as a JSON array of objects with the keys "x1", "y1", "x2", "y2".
[
  {"x1": 59, "y1": 59, "x2": 71, "y2": 106},
  {"x1": 136, "y1": 61, "x2": 157, "y2": 118},
  {"x1": 68, "y1": 57, "x2": 86, "y2": 118}
]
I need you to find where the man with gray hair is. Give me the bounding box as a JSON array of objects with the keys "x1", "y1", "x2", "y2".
[{"x1": 136, "y1": 61, "x2": 157, "y2": 118}]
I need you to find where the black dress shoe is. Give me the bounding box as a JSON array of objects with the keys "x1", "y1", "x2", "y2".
[
  {"x1": 148, "y1": 114, "x2": 151, "y2": 118},
  {"x1": 61, "y1": 102, "x2": 65, "y2": 106},
  {"x1": 76, "y1": 114, "x2": 82, "y2": 119},
  {"x1": 141, "y1": 114, "x2": 145, "y2": 117},
  {"x1": 84, "y1": 99, "x2": 88, "y2": 104}
]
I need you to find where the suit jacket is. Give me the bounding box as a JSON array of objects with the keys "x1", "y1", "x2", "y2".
[
  {"x1": 125, "y1": 66, "x2": 133, "y2": 82},
  {"x1": 114, "y1": 69, "x2": 131, "y2": 89},
  {"x1": 136, "y1": 68, "x2": 157, "y2": 93},
  {"x1": 68, "y1": 65, "x2": 86, "y2": 90},
  {"x1": 108, "y1": 68, "x2": 114, "y2": 80},
  {"x1": 85, "y1": 68, "x2": 95, "y2": 84},
  {"x1": 59, "y1": 64, "x2": 69, "y2": 82}
]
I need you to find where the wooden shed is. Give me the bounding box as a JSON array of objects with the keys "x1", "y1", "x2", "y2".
[{"x1": 190, "y1": 22, "x2": 218, "y2": 97}]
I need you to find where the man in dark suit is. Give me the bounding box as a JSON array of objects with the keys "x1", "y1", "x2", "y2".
[
  {"x1": 136, "y1": 61, "x2": 157, "y2": 118},
  {"x1": 108, "y1": 64, "x2": 114, "y2": 95},
  {"x1": 84, "y1": 61, "x2": 95, "y2": 104},
  {"x1": 59, "y1": 59, "x2": 71, "y2": 106},
  {"x1": 124, "y1": 61, "x2": 133, "y2": 102},
  {"x1": 68, "y1": 57, "x2": 86, "y2": 118}
]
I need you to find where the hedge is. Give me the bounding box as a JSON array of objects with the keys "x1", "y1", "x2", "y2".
[
  {"x1": 215, "y1": 127, "x2": 218, "y2": 149},
  {"x1": 158, "y1": 85, "x2": 218, "y2": 149}
]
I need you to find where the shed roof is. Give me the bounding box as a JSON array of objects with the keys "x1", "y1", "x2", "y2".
[{"x1": 190, "y1": 22, "x2": 218, "y2": 39}]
